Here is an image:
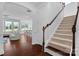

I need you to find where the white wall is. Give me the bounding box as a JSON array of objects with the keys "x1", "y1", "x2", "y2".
[
  {"x1": 64, "y1": 2, "x2": 77, "y2": 17},
  {"x1": 0, "y1": 3, "x2": 6, "y2": 36},
  {"x1": 76, "y1": 2, "x2": 79, "y2": 55},
  {"x1": 32, "y1": 2, "x2": 64, "y2": 45}
]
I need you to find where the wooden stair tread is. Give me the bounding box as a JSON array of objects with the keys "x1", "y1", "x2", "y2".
[
  {"x1": 52, "y1": 37, "x2": 72, "y2": 42},
  {"x1": 56, "y1": 30, "x2": 72, "y2": 34},
  {"x1": 51, "y1": 37, "x2": 72, "y2": 46},
  {"x1": 58, "y1": 26, "x2": 72, "y2": 28},
  {"x1": 53, "y1": 33, "x2": 72, "y2": 41},
  {"x1": 48, "y1": 42, "x2": 71, "y2": 53},
  {"x1": 49, "y1": 41, "x2": 71, "y2": 49},
  {"x1": 55, "y1": 33, "x2": 72, "y2": 36},
  {"x1": 57, "y1": 30, "x2": 72, "y2": 31},
  {"x1": 46, "y1": 46, "x2": 70, "y2": 56}
]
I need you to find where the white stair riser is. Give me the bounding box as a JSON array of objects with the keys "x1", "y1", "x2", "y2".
[{"x1": 48, "y1": 43, "x2": 71, "y2": 53}]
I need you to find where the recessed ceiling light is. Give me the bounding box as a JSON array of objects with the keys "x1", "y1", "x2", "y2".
[{"x1": 27, "y1": 10, "x2": 31, "y2": 12}]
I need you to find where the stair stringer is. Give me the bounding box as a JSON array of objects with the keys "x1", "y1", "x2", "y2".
[{"x1": 45, "y1": 15, "x2": 76, "y2": 56}]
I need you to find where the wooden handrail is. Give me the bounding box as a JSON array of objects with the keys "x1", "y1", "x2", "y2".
[
  {"x1": 42, "y1": 5, "x2": 65, "y2": 55},
  {"x1": 44, "y1": 8, "x2": 64, "y2": 30},
  {"x1": 71, "y1": 7, "x2": 79, "y2": 56}
]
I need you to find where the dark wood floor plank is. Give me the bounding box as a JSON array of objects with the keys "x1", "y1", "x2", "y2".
[{"x1": 4, "y1": 34, "x2": 32, "y2": 56}]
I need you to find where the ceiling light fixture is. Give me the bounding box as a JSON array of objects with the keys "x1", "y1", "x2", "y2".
[{"x1": 27, "y1": 9, "x2": 31, "y2": 12}]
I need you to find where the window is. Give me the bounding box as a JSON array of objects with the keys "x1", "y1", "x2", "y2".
[
  {"x1": 21, "y1": 21, "x2": 32, "y2": 31},
  {"x1": 21, "y1": 24, "x2": 28, "y2": 31},
  {"x1": 13, "y1": 22, "x2": 19, "y2": 31},
  {"x1": 5, "y1": 20, "x2": 19, "y2": 32},
  {"x1": 5, "y1": 21, "x2": 12, "y2": 32}
]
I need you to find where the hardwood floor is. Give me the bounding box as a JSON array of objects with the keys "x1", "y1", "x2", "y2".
[
  {"x1": 32, "y1": 44, "x2": 52, "y2": 56},
  {"x1": 3, "y1": 33, "x2": 50, "y2": 56},
  {"x1": 4, "y1": 34, "x2": 32, "y2": 56}
]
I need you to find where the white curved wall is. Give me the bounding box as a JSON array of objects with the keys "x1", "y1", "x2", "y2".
[
  {"x1": 76, "y1": 4, "x2": 79, "y2": 55},
  {"x1": 32, "y1": 2, "x2": 64, "y2": 45},
  {"x1": 64, "y1": 2, "x2": 77, "y2": 17}
]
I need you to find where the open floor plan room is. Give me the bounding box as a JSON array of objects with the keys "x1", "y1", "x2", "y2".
[{"x1": 1, "y1": 2, "x2": 79, "y2": 56}]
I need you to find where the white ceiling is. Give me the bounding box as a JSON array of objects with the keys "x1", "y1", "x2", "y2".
[
  {"x1": 2, "y1": 2, "x2": 47, "y2": 20},
  {"x1": 14, "y1": 2, "x2": 47, "y2": 10},
  {"x1": 2, "y1": 2, "x2": 73, "y2": 20},
  {"x1": 27, "y1": 2, "x2": 47, "y2": 9},
  {"x1": 3, "y1": 2, "x2": 32, "y2": 19}
]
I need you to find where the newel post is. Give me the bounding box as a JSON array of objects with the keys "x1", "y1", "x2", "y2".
[
  {"x1": 71, "y1": 25, "x2": 76, "y2": 56},
  {"x1": 42, "y1": 26, "x2": 45, "y2": 55},
  {"x1": 71, "y1": 6, "x2": 79, "y2": 56}
]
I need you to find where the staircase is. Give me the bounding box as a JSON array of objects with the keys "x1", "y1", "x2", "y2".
[{"x1": 45, "y1": 15, "x2": 76, "y2": 56}]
